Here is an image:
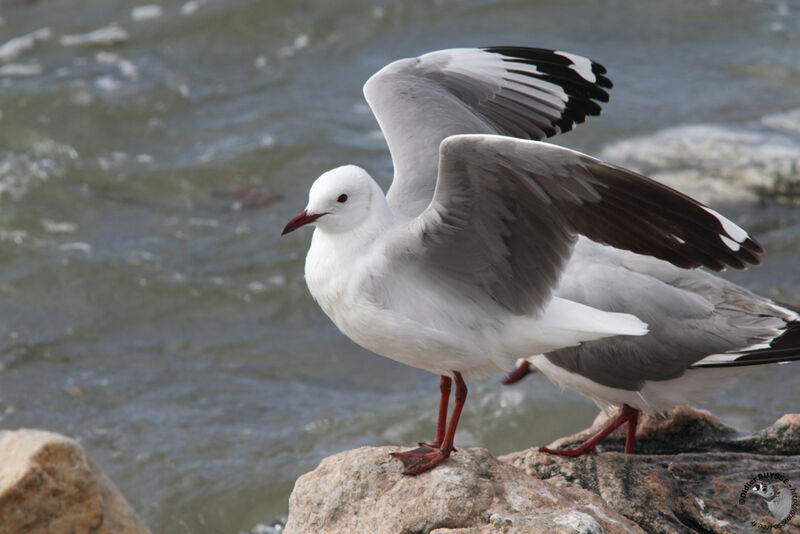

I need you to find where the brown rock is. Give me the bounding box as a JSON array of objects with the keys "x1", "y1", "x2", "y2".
[
  {"x1": 502, "y1": 406, "x2": 800, "y2": 534},
  {"x1": 0, "y1": 429, "x2": 152, "y2": 534},
  {"x1": 286, "y1": 407, "x2": 800, "y2": 534},
  {"x1": 285, "y1": 445, "x2": 643, "y2": 534},
  {"x1": 536, "y1": 405, "x2": 800, "y2": 456},
  {"x1": 734, "y1": 413, "x2": 800, "y2": 455}
]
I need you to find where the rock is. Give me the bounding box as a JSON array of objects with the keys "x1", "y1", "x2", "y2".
[
  {"x1": 286, "y1": 407, "x2": 800, "y2": 534},
  {"x1": 734, "y1": 413, "x2": 800, "y2": 455},
  {"x1": 0, "y1": 429, "x2": 152, "y2": 534},
  {"x1": 502, "y1": 406, "x2": 800, "y2": 534},
  {"x1": 285, "y1": 445, "x2": 643, "y2": 534},
  {"x1": 533, "y1": 405, "x2": 800, "y2": 456},
  {"x1": 536, "y1": 405, "x2": 738, "y2": 455}
]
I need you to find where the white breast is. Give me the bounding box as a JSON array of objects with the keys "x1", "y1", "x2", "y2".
[{"x1": 303, "y1": 228, "x2": 504, "y2": 380}]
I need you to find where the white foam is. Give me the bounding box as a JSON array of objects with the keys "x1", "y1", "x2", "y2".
[
  {"x1": 42, "y1": 219, "x2": 77, "y2": 233},
  {"x1": 238, "y1": 522, "x2": 284, "y2": 534},
  {"x1": 61, "y1": 24, "x2": 129, "y2": 47},
  {"x1": 278, "y1": 34, "x2": 309, "y2": 58},
  {"x1": 0, "y1": 229, "x2": 27, "y2": 244},
  {"x1": 59, "y1": 242, "x2": 93, "y2": 254},
  {"x1": 0, "y1": 63, "x2": 42, "y2": 76},
  {"x1": 247, "y1": 281, "x2": 267, "y2": 293},
  {"x1": 95, "y1": 51, "x2": 120, "y2": 64},
  {"x1": 0, "y1": 27, "x2": 52, "y2": 62},
  {"x1": 120, "y1": 59, "x2": 139, "y2": 79},
  {"x1": 267, "y1": 275, "x2": 286, "y2": 287},
  {"x1": 94, "y1": 52, "x2": 138, "y2": 79},
  {"x1": 602, "y1": 109, "x2": 800, "y2": 205},
  {"x1": 131, "y1": 5, "x2": 163, "y2": 21},
  {"x1": 95, "y1": 75, "x2": 122, "y2": 92},
  {"x1": 181, "y1": 0, "x2": 206, "y2": 15},
  {"x1": 0, "y1": 140, "x2": 77, "y2": 200},
  {"x1": 187, "y1": 217, "x2": 219, "y2": 228},
  {"x1": 98, "y1": 152, "x2": 129, "y2": 170},
  {"x1": 762, "y1": 108, "x2": 800, "y2": 133}
]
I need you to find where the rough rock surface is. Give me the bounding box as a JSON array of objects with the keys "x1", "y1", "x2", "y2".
[
  {"x1": 534, "y1": 405, "x2": 800, "y2": 456},
  {"x1": 286, "y1": 407, "x2": 800, "y2": 534},
  {"x1": 502, "y1": 406, "x2": 800, "y2": 534},
  {"x1": 0, "y1": 429, "x2": 152, "y2": 534},
  {"x1": 285, "y1": 445, "x2": 643, "y2": 534}
]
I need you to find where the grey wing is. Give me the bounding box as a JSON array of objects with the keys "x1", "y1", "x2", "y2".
[
  {"x1": 547, "y1": 239, "x2": 798, "y2": 389},
  {"x1": 401, "y1": 134, "x2": 763, "y2": 317},
  {"x1": 364, "y1": 47, "x2": 612, "y2": 216}
]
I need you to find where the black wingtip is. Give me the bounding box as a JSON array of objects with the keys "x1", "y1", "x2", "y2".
[
  {"x1": 691, "y1": 317, "x2": 800, "y2": 368},
  {"x1": 465, "y1": 47, "x2": 615, "y2": 141},
  {"x1": 767, "y1": 319, "x2": 800, "y2": 351}
]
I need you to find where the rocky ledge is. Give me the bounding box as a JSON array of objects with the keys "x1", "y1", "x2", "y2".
[
  {"x1": 0, "y1": 429, "x2": 151, "y2": 534},
  {"x1": 285, "y1": 406, "x2": 800, "y2": 534}
]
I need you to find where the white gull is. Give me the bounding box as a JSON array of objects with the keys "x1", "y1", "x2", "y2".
[{"x1": 281, "y1": 47, "x2": 773, "y2": 473}]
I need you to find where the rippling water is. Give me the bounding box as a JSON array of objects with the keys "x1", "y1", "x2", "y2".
[{"x1": 1, "y1": 1, "x2": 799, "y2": 532}]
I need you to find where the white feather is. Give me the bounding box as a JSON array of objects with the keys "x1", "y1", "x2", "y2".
[{"x1": 555, "y1": 50, "x2": 597, "y2": 83}]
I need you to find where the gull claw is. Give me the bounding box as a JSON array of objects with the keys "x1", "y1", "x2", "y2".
[
  {"x1": 390, "y1": 444, "x2": 451, "y2": 475},
  {"x1": 417, "y1": 441, "x2": 456, "y2": 452}
]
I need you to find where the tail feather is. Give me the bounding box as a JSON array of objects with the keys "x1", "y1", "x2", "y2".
[{"x1": 691, "y1": 318, "x2": 800, "y2": 369}]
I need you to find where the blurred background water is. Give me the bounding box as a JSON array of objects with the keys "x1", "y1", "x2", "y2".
[{"x1": 1, "y1": 0, "x2": 799, "y2": 532}]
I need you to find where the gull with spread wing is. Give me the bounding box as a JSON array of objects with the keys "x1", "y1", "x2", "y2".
[{"x1": 281, "y1": 47, "x2": 770, "y2": 474}]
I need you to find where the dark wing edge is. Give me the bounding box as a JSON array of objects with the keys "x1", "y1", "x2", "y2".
[
  {"x1": 482, "y1": 46, "x2": 612, "y2": 136},
  {"x1": 445, "y1": 135, "x2": 764, "y2": 273},
  {"x1": 569, "y1": 157, "x2": 763, "y2": 271}
]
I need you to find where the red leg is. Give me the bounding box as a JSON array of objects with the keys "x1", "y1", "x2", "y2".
[
  {"x1": 432, "y1": 375, "x2": 451, "y2": 447},
  {"x1": 394, "y1": 376, "x2": 451, "y2": 456},
  {"x1": 502, "y1": 361, "x2": 532, "y2": 385},
  {"x1": 391, "y1": 372, "x2": 467, "y2": 475},
  {"x1": 438, "y1": 372, "x2": 467, "y2": 454},
  {"x1": 624, "y1": 406, "x2": 639, "y2": 454},
  {"x1": 540, "y1": 404, "x2": 639, "y2": 457}
]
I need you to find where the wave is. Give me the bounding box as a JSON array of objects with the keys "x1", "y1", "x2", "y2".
[
  {"x1": 0, "y1": 139, "x2": 78, "y2": 201},
  {"x1": 601, "y1": 109, "x2": 800, "y2": 205}
]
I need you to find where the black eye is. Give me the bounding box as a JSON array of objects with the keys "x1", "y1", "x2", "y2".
[{"x1": 337, "y1": 194, "x2": 348, "y2": 203}]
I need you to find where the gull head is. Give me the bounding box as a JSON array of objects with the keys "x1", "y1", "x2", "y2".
[{"x1": 282, "y1": 165, "x2": 381, "y2": 235}]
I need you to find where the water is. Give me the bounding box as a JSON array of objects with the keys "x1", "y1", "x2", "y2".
[{"x1": 1, "y1": 1, "x2": 799, "y2": 532}]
